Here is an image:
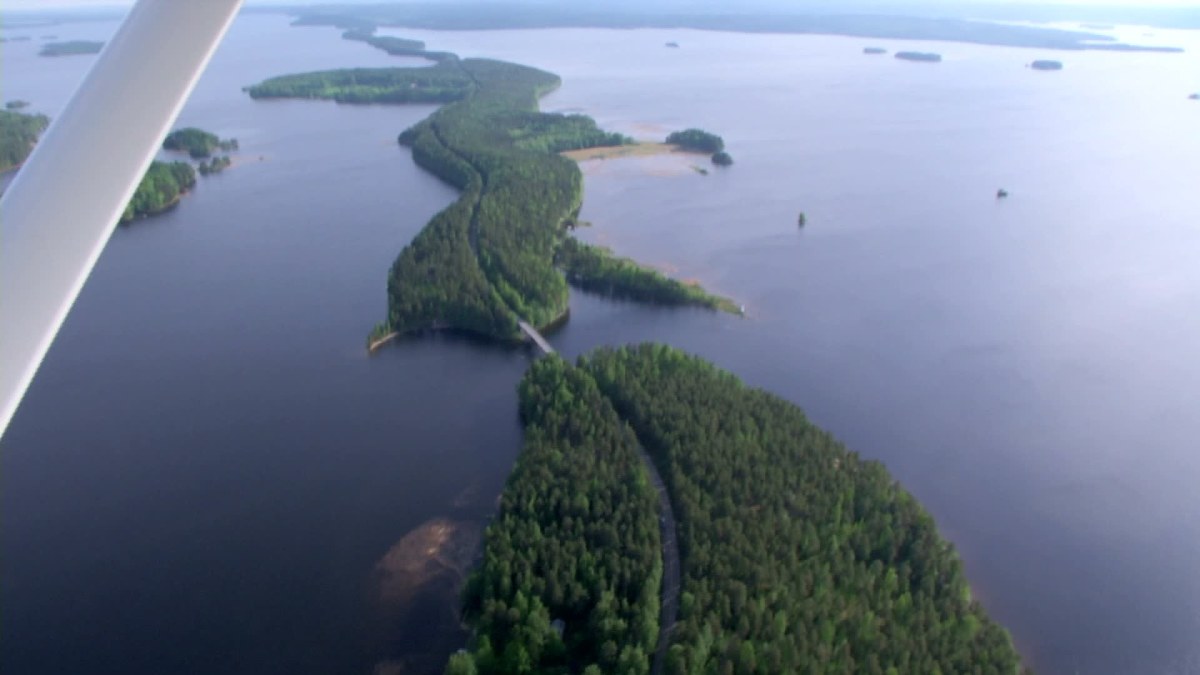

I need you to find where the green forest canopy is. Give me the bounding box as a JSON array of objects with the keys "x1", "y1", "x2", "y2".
[
  {"x1": 666, "y1": 129, "x2": 724, "y2": 154},
  {"x1": 247, "y1": 43, "x2": 731, "y2": 343},
  {"x1": 163, "y1": 127, "x2": 238, "y2": 159},
  {"x1": 0, "y1": 109, "x2": 49, "y2": 172},
  {"x1": 456, "y1": 356, "x2": 662, "y2": 674},
  {"x1": 451, "y1": 345, "x2": 1024, "y2": 674},
  {"x1": 121, "y1": 161, "x2": 196, "y2": 223},
  {"x1": 556, "y1": 238, "x2": 739, "y2": 314}
]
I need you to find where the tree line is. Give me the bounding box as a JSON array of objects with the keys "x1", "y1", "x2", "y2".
[
  {"x1": 448, "y1": 357, "x2": 663, "y2": 675},
  {"x1": 245, "y1": 64, "x2": 476, "y2": 104},
  {"x1": 163, "y1": 127, "x2": 238, "y2": 159},
  {"x1": 556, "y1": 238, "x2": 738, "y2": 314}
]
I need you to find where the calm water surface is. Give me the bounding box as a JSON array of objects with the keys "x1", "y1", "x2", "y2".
[{"x1": 4, "y1": 14, "x2": 1200, "y2": 675}]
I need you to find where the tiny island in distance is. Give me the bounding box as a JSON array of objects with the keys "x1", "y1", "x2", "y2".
[
  {"x1": 895, "y1": 51, "x2": 943, "y2": 63},
  {"x1": 39, "y1": 40, "x2": 104, "y2": 57},
  {"x1": 1031, "y1": 59, "x2": 1064, "y2": 70}
]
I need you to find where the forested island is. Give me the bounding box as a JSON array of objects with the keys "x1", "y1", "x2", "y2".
[
  {"x1": 665, "y1": 129, "x2": 733, "y2": 166},
  {"x1": 248, "y1": 41, "x2": 735, "y2": 343},
  {"x1": 247, "y1": 63, "x2": 475, "y2": 103},
  {"x1": 120, "y1": 161, "x2": 195, "y2": 223},
  {"x1": 448, "y1": 345, "x2": 1024, "y2": 674},
  {"x1": 39, "y1": 40, "x2": 103, "y2": 56},
  {"x1": 895, "y1": 51, "x2": 943, "y2": 63},
  {"x1": 863, "y1": 46, "x2": 888, "y2": 54},
  {"x1": 1030, "y1": 60, "x2": 1064, "y2": 71},
  {"x1": 5, "y1": 100, "x2": 31, "y2": 110},
  {"x1": 198, "y1": 155, "x2": 232, "y2": 175},
  {"x1": 163, "y1": 127, "x2": 238, "y2": 158},
  {"x1": 0, "y1": 109, "x2": 50, "y2": 172}
]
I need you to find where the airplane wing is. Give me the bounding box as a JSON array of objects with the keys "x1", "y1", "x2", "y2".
[{"x1": 0, "y1": 0, "x2": 244, "y2": 438}]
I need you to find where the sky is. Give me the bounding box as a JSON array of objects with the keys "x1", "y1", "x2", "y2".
[{"x1": 4, "y1": 0, "x2": 1200, "y2": 8}]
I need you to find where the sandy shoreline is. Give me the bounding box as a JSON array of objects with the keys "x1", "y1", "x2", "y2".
[{"x1": 560, "y1": 142, "x2": 707, "y2": 162}]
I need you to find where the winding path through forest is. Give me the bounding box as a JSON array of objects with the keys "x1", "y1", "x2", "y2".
[{"x1": 628, "y1": 430, "x2": 680, "y2": 675}]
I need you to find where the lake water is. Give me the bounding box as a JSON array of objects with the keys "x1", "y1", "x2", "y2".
[{"x1": 4, "y1": 13, "x2": 1200, "y2": 675}]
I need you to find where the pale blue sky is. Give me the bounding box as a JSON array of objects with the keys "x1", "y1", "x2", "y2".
[{"x1": 6, "y1": 0, "x2": 1200, "y2": 7}]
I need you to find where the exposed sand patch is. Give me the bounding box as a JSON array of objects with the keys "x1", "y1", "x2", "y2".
[{"x1": 374, "y1": 518, "x2": 481, "y2": 605}]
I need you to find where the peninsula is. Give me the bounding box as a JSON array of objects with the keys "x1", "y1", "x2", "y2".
[
  {"x1": 448, "y1": 345, "x2": 1024, "y2": 674},
  {"x1": 247, "y1": 39, "x2": 737, "y2": 344}
]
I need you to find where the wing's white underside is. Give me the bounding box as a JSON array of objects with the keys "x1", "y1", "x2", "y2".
[{"x1": 0, "y1": 0, "x2": 244, "y2": 438}]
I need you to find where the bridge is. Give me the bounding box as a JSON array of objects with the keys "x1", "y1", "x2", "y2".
[{"x1": 517, "y1": 320, "x2": 554, "y2": 355}]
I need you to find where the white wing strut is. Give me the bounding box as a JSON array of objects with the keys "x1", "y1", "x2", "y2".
[{"x1": 0, "y1": 0, "x2": 244, "y2": 439}]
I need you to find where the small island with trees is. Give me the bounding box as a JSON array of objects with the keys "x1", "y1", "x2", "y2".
[
  {"x1": 5, "y1": 100, "x2": 31, "y2": 111},
  {"x1": 120, "y1": 161, "x2": 196, "y2": 223},
  {"x1": 0, "y1": 109, "x2": 50, "y2": 173},
  {"x1": 1030, "y1": 59, "x2": 1064, "y2": 70},
  {"x1": 863, "y1": 46, "x2": 888, "y2": 54},
  {"x1": 666, "y1": 128, "x2": 734, "y2": 166},
  {"x1": 39, "y1": 40, "x2": 104, "y2": 57},
  {"x1": 119, "y1": 127, "x2": 242, "y2": 221},
  {"x1": 895, "y1": 51, "x2": 943, "y2": 63},
  {"x1": 198, "y1": 156, "x2": 232, "y2": 176},
  {"x1": 163, "y1": 127, "x2": 238, "y2": 159}
]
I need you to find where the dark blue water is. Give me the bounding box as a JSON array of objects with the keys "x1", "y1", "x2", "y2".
[{"x1": 5, "y1": 14, "x2": 1200, "y2": 675}]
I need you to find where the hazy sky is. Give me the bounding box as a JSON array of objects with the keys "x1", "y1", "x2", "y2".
[
  {"x1": 5, "y1": 0, "x2": 1200, "y2": 7},
  {"x1": 4, "y1": 0, "x2": 1200, "y2": 13}
]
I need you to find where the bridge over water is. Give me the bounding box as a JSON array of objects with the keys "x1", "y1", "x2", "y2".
[{"x1": 517, "y1": 320, "x2": 554, "y2": 355}]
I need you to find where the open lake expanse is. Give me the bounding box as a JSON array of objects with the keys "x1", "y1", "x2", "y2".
[{"x1": 3, "y1": 12, "x2": 1198, "y2": 675}]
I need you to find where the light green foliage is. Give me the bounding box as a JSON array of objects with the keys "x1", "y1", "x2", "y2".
[
  {"x1": 0, "y1": 109, "x2": 49, "y2": 172},
  {"x1": 556, "y1": 238, "x2": 739, "y2": 314},
  {"x1": 445, "y1": 652, "x2": 478, "y2": 675}
]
